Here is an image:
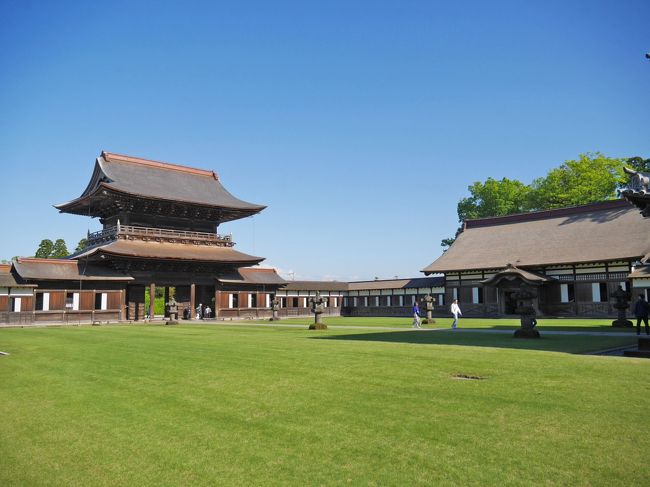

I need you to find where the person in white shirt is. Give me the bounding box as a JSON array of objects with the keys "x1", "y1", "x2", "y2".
[{"x1": 450, "y1": 299, "x2": 462, "y2": 329}]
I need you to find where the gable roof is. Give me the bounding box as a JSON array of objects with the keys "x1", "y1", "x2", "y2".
[
  {"x1": 422, "y1": 199, "x2": 650, "y2": 274},
  {"x1": 55, "y1": 151, "x2": 266, "y2": 220}
]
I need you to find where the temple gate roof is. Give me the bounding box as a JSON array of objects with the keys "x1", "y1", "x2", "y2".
[{"x1": 55, "y1": 151, "x2": 266, "y2": 223}]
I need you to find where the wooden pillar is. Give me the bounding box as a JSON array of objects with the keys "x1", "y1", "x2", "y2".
[
  {"x1": 120, "y1": 289, "x2": 125, "y2": 321},
  {"x1": 149, "y1": 283, "x2": 156, "y2": 319},
  {"x1": 190, "y1": 283, "x2": 196, "y2": 320},
  {"x1": 214, "y1": 289, "x2": 220, "y2": 319}
]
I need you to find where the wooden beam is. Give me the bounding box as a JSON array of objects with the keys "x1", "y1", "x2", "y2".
[
  {"x1": 190, "y1": 283, "x2": 196, "y2": 320},
  {"x1": 149, "y1": 283, "x2": 156, "y2": 319}
]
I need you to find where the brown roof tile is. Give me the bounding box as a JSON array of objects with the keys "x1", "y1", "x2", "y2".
[
  {"x1": 75, "y1": 240, "x2": 264, "y2": 264},
  {"x1": 13, "y1": 258, "x2": 133, "y2": 281},
  {"x1": 56, "y1": 151, "x2": 266, "y2": 219},
  {"x1": 423, "y1": 200, "x2": 650, "y2": 273},
  {"x1": 218, "y1": 267, "x2": 287, "y2": 285}
]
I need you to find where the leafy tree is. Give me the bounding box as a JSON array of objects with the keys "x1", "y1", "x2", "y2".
[
  {"x1": 441, "y1": 178, "x2": 532, "y2": 250},
  {"x1": 35, "y1": 239, "x2": 54, "y2": 258},
  {"x1": 457, "y1": 177, "x2": 531, "y2": 222},
  {"x1": 75, "y1": 238, "x2": 89, "y2": 252},
  {"x1": 50, "y1": 239, "x2": 70, "y2": 259},
  {"x1": 528, "y1": 153, "x2": 624, "y2": 210}
]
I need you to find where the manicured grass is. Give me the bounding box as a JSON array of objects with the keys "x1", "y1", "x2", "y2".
[
  {"x1": 259, "y1": 315, "x2": 638, "y2": 333},
  {"x1": 1, "y1": 324, "x2": 648, "y2": 486}
]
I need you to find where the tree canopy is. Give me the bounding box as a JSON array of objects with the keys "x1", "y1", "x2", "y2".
[
  {"x1": 442, "y1": 152, "x2": 635, "y2": 249},
  {"x1": 51, "y1": 239, "x2": 70, "y2": 258},
  {"x1": 34, "y1": 238, "x2": 70, "y2": 259},
  {"x1": 75, "y1": 238, "x2": 89, "y2": 253},
  {"x1": 527, "y1": 153, "x2": 625, "y2": 210},
  {"x1": 35, "y1": 239, "x2": 54, "y2": 258}
]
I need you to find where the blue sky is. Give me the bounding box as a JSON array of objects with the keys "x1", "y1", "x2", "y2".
[{"x1": 1, "y1": 0, "x2": 648, "y2": 280}]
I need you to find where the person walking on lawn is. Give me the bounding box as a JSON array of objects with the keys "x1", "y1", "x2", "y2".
[
  {"x1": 634, "y1": 294, "x2": 650, "y2": 335},
  {"x1": 412, "y1": 300, "x2": 421, "y2": 329},
  {"x1": 451, "y1": 299, "x2": 462, "y2": 329}
]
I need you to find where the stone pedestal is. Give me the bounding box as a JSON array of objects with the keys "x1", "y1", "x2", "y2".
[
  {"x1": 309, "y1": 312, "x2": 327, "y2": 330},
  {"x1": 514, "y1": 327, "x2": 540, "y2": 338},
  {"x1": 308, "y1": 292, "x2": 327, "y2": 330},
  {"x1": 422, "y1": 310, "x2": 436, "y2": 325}
]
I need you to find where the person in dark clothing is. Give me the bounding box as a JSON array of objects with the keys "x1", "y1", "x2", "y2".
[{"x1": 633, "y1": 294, "x2": 650, "y2": 335}]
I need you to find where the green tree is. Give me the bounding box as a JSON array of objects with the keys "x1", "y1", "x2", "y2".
[
  {"x1": 457, "y1": 177, "x2": 532, "y2": 221},
  {"x1": 441, "y1": 178, "x2": 531, "y2": 249},
  {"x1": 528, "y1": 153, "x2": 624, "y2": 210},
  {"x1": 75, "y1": 238, "x2": 89, "y2": 252},
  {"x1": 35, "y1": 239, "x2": 54, "y2": 258},
  {"x1": 50, "y1": 239, "x2": 70, "y2": 259}
]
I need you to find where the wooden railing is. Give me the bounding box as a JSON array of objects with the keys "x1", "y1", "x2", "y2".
[{"x1": 87, "y1": 224, "x2": 234, "y2": 246}]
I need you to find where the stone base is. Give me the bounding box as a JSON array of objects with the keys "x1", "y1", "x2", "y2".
[
  {"x1": 422, "y1": 319, "x2": 436, "y2": 325},
  {"x1": 309, "y1": 323, "x2": 328, "y2": 330},
  {"x1": 514, "y1": 328, "x2": 540, "y2": 339},
  {"x1": 165, "y1": 320, "x2": 179, "y2": 326},
  {"x1": 624, "y1": 350, "x2": 650, "y2": 359},
  {"x1": 612, "y1": 319, "x2": 633, "y2": 328}
]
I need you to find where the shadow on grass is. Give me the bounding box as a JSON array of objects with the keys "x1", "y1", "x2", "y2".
[{"x1": 310, "y1": 330, "x2": 638, "y2": 354}]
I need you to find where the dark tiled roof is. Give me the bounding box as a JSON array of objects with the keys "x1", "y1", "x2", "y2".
[
  {"x1": 218, "y1": 267, "x2": 287, "y2": 285},
  {"x1": 281, "y1": 276, "x2": 445, "y2": 292},
  {"x1": 12, "y1": 258, "x2": 133, "y2": 281},
  {"x1": 423, "y1": 200, "x2": 650, "y2": 273},
  {"x1": 282, "y1": 281, "x2": 350, "y2": 292},
  {"x1": 74, "y1": 240, "x2": 264, "y2": 265},
  {"x1": 0, "y1": 264, "x2": 35, "y2": 287},
  {"x1": 56, "y1": 151, "x2": 265, "y2": 217},
  {"x1": 348, "y1": 276, "x2": 445, "y2": 290}
]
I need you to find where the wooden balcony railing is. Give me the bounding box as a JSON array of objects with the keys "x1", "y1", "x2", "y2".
[{"x1": 87, "y1": 224, "x2": 234, "y2": 247}]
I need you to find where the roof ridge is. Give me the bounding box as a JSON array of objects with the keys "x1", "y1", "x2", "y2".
[
  {"x1": 465, "y1": 199, "x2": 627, "y2": 229},
  {"x1": 102, "y1": 151, "x2": 219, "y2": 180}
]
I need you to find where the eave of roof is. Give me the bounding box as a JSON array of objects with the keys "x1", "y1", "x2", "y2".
[
  {"x1": 12, "y1": 258, "x2": 133, "y2": 281},
  {"x1": 480, "y1": 265, "x2": 555, "y2": 286},
  {"x1": 74, "y1": 240, "x2": 265, "y2": 265},
  {"x1": 218, "y1": 267, "x2": 287, "y2": 286}
]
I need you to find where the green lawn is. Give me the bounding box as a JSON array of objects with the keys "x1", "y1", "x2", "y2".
[{"x1": 1, "y1": 323, "x2": 648, "y2": 486}]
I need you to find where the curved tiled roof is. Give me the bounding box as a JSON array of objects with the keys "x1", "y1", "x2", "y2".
[
  {"x1": 74, "y1": 240, "x2": 264, "y2": 265},
  {"x1": 56, "y1": 151, "x2": 265, "y2": 218},
  {"x1": 423, "y1": 200, "x2": 650, "y2": 273}
]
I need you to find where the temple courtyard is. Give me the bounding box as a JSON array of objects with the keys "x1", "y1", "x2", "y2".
[{"x1": 1, "y1": 318, "x2": 648, "y2": 486}]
